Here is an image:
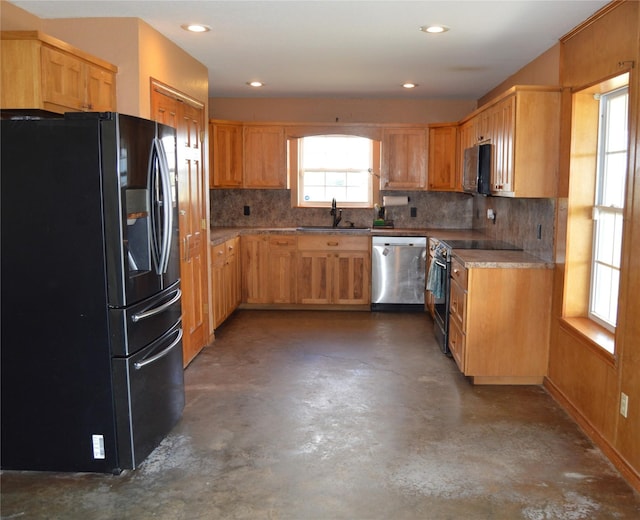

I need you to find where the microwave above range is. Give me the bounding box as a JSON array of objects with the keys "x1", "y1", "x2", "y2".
[{"x1": 463, "y1": 143, "x2": 491, "y2": 195}]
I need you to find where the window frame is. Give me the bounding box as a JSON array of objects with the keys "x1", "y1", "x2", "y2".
[
  {"x1": 588, "y1": 86, "x2": 628, "y2": 333},
  {"x1": 289, "y1": 134, "x2": 381, "y2": 209}
]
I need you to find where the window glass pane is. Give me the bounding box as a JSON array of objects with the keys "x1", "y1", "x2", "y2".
[
  {"x1": 602, "y1": 152, "x2": 627, "y2": 207},
  {"x1": 606, "y1": 94, "x2": 628, "y2": 151},
  {"x1": 299, "y1": 135, "x2": 374, "y2": 207},
  {"x1": 594, "y1": 212, "x2": 615, "y2": 265}
]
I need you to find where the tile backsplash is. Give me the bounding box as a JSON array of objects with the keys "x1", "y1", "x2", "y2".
[
  {"x1": 210, "y1": 189, "x2": 474, "y2": 229},
  {"x1": 210, "y1": 189, "x2": 555, "y2": 261},
  {"x1": 472, "y1": 195, "x2": 555, "y2": 261}
]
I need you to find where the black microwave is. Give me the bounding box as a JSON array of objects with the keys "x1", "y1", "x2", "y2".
[{"x1": 463, "y1": 143, "x2": 491, "y2": 195}]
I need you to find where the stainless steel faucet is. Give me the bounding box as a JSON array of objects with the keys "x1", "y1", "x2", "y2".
[{"x1": 330, "y1": 198, "x2": 342, "y2": 228}]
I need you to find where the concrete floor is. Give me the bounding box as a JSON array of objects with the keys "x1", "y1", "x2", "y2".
[{"x1": 2, "y1": 310, "x2": 639, "y2": 519}]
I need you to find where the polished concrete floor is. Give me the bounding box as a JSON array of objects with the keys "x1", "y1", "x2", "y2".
[{"x1": 2, "y1": 310, "x2": 639, "y2": 519}]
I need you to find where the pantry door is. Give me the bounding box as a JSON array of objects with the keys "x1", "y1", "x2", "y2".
[{"x1": 151, "y1": 81, "x2": 209, "y2": 367}]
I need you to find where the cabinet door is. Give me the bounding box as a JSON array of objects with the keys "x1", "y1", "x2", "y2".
[
  {"x1": 297, "y1": 251, "x2": 331, "y2": 304},
  {"x1": 332, "y1": 251, "x2": 370, "y2": 304},
  {"x1": 268, "y1": 236, "x2": 297, "y2": 304},
  {"x1": 492, "y1": 96, "x2": 515, "y2": 194},
  {"x1": 241, "y1": 235, "x2": 271, "y2": 303},
  {"x1": 243, "y1": 126, "x2": 286, "y2": 188},
  {"x1": 381, "y1": 127, "x2": 427, "y2": 190},
  {"x1": 85, "y1": 63, "x2": 116, "y2": 112},
  {"x1": 428, "y1": 125, "x2": 459, "y2": 191},
  {"x1": 211, "y1": 122, "x2": 243, "y2": 188},
  {"x1": 41, "y1": 45, "x2": 84, "y2": 110},
  {"x1": 211, "y1": 243, "x2": 227, "y2": 329},
  {"x1": 448, "y1": 319, "x2": 466, "y2": 372}
]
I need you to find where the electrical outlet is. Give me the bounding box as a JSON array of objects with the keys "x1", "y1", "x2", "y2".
[
  {"x1": 537, "y1": 224, "x2": 542, "y2": 240},
  {"x1": 410, "y1": 207, "x2": 417, "y2": 218},
  {"x1": 243, "y1": 205, "x2": 250, "y2": 216},
  {"x1": 620, "y1": 392, "x2": 629, "y2": 418}
]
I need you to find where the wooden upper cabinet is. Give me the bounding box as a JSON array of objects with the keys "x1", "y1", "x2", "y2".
[
  {"x1": 243, "y1": 125, "x2": 287, "y2": 188},
  {"x1": 1, "y1": 31, "x2": 117, "y2": 114},
  {"x1": 457, "y1": 86, "x2": 560, "y2": 198},
  {"x1": 210, "y1": 120, "x2": 244, "y2": 188},
  {"x1": 381, "y1": 127, "x2": 427, "y2": 190},
  {"x1": 427, "y1": 123, "x2": 460, "y2": 191}
]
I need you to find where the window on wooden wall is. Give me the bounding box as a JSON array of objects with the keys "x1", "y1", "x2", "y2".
[
  {"x1": 563, "y1": 72, "x2": 629, "y2": 355},
  {"x1": 289, "y1": 135, "x2": 380, "y2": 208}
]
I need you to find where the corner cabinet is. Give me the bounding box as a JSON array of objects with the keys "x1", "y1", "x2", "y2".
[
  {"x1": 381, "y1": 127, "x2": 428, "y2": 190},
  {"x1": 448, "y1": 256, "x2": 553, "y2": 385},
  {"x1": 1, "y1": 31, "x2": 117, "y2": 114},
  {"x1": 427, "y1": 123, "x2": 460, "y2": 191}
]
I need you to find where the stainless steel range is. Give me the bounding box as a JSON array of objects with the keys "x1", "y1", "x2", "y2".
[{"x1": 427, "y1": 238, "x2": 521, "y2": 355}]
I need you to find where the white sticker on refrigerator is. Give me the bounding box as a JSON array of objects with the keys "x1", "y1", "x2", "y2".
[{"x1": 92, "y1": 434, "x2": 106, "y2": 459}]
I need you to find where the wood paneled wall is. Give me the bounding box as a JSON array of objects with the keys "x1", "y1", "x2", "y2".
[{"x1": 547, "y1": 0, "x2": 640, "y2": 491}]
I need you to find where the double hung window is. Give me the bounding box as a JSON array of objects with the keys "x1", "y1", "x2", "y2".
[{"x1": 589, "y1": 87, "x2": 628, "y2": 333}]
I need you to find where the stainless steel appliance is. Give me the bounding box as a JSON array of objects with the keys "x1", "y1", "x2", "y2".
[
  {"x1": 1, "y1": 112, "x2": 184, "y2": 474},
  {"x1": 427, "y1": 238, "x2": 521, "y2": 355},
  {"x1": 371, "y1": 236, "x2": 427, "y2": 311},
  {"x1": 463, "y1": 143, "x2": 492, "y2": 194}
]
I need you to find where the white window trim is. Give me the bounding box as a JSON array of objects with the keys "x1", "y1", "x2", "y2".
[
  {"x1": 588, "y1": 86, "x2": 628, "y2": 335},
  {"x1": 289, "y1": 136, "x2": 380, "y2": 209}
]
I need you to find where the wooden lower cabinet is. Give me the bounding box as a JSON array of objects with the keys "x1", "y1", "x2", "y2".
[
  {"x1": 241, "y1": 233, "x2": 370, "y2": 307},
  {"x1": 448, "y1": 256, "x2": 552, "y2": 384},
  {"x1": 297, "y1": 235, "x2": 370, "y2": 306},
  {"x1": 211, "y1": 237, "x2": 241, "y2": 329}
]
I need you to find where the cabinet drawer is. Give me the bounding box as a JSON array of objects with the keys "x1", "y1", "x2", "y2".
[
  {"x1": 448, "y1": 319, "x2": 465, "y2": 372},
  {"x1": 297, "y1": 234, "x2": 369, "y2": 251},
  {"x1": 269, "y1": 235, "x2": 297, "y2": 249},
  {"x1": 449, "y1": 277, "x2": 466, "y2": 329},
  {"x1": 451, "y1": 256, "x2": 468, "y2": 289}
]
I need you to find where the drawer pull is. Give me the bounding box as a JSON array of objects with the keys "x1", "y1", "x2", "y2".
[{"x1": 327, "y1": 241, "x2": 339, "y2": 246}]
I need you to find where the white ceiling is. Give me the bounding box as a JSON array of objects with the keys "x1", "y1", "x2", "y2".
[{"x1": 13, "y1": 0, "x2": 609, "y2": 99}]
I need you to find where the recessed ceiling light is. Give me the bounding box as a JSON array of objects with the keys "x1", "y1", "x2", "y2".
[
  {"x1": 181, "y1": 24, "x2": 210, "y2": 33},
  {"x1": 402, "y1": 83, "x2": 418, "y2": 89},
  {"x1": 247, "y1": 81, "x2": 264, "y2": 88},
  {"x1": 420, "y1": 25, "x2": 449, "y2": 34}
]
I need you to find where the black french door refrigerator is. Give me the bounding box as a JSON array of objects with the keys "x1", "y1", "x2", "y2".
[{"x1": 1, "y1": 112, "x2": 185, "y2": 474}]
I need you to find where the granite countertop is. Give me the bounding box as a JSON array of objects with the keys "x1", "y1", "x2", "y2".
[
  {"x1": 209, "y1": 226, "x2": 484, "y2": 245},
  {"x1": 451, "y1": 249, "x2": 553, "y2": 269}
]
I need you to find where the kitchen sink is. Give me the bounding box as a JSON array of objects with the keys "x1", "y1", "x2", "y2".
[{"x1": 296, "y1": 225, "x2": 371, "y2": 232}]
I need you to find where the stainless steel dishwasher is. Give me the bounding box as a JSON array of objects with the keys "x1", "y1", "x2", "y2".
[{"x1": 371, "y1": 236, "x2": 427, "y2": 311}]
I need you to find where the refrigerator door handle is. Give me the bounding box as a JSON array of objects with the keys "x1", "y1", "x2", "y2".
[
  {"x1": 131, "y1": 289, "x2": 182, "y2": 323},
  {"x1": 155, "y1": 137, "x2": 173, "y2": 274},
  {"x1": 134, "y1": 327, "x2": 183, "y2": 370}
]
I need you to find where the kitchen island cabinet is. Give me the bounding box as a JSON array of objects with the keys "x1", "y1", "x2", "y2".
[
  {"x1": 449, "y1": 254, "x2": 553, "y2": 384},
  {"x1": 1, "y1": 31, "x2": 117, "y2": 114}
]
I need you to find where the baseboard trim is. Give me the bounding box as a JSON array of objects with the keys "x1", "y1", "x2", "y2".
[{"x1": 544, "y1": 377, "x2": 640, "y2": 493}]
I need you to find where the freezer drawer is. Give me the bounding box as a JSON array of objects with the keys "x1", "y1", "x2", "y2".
[
  {"x1": 112, "y1": 320, "x2": 185, "y2": 470},
  {"x1": 109, "y1": 281, "x2": 182, "y2": 357}
]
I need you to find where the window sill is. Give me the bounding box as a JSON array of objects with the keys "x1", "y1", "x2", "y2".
[{"x1": 559, "y1": 317, "x2": 616, "y2": 364}]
